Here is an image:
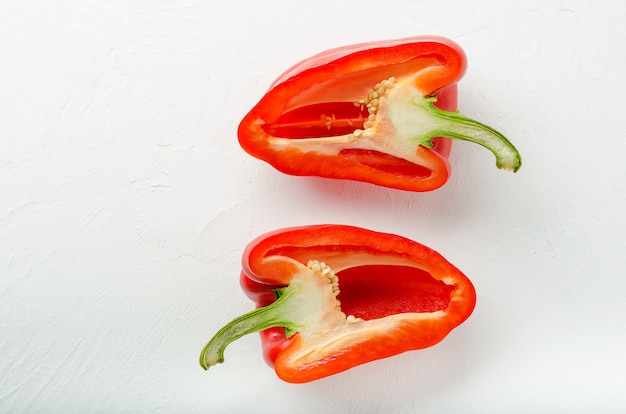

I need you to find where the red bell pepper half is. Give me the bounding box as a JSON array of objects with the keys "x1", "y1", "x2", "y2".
[
  {"x1": 200, "y1": 225, "x2": 476, "y2": 383},
  {"x1": 238, "y1": 36, "x2": 521, "y2": 192}
]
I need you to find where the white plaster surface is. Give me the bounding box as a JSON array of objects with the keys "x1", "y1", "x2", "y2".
[{"x1": 2, "y1": 0, "x2": 625, "y2": 412}]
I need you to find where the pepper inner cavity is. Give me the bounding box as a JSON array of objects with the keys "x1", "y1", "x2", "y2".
[
  {"x1": 336, "y1": 264, "x2": 454, "y2": 321},
  {"x1": 264, "y1": 102, "x2": 368, "y2": 138},
  {"x1": 263, "y1": 77, "x2": 396, "y2": 139}
]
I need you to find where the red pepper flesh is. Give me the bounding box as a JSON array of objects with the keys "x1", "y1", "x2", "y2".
[
  {"x1": 200, "y1": 225, "x2": 476, "y2": 383},
  {"x1": 238, "y1": 36, "x2": 521, "y2": 192}
]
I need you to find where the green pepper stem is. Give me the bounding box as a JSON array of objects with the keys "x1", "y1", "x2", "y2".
[
  {"x1": 420, "y1": 97, "x2": 522, "y2": 172},
  {"x1": 200, "y1": 273, "x2": 334, "y2": 370},
  {"x1": 199, "y1": 287, "x2": 295, "y2": 369}
]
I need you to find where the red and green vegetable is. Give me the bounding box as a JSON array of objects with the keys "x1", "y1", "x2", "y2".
[
  {"x1": 238, "y1": 36, "x2": 521, "y2": 192},
  {"x1": 200, "y1": 225, "x2": 476, "y2": 383}
]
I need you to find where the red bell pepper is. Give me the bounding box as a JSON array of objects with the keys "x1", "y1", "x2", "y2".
[
  {"x1": 200, "y1": 225, "x2": 476, "y2": 383},
  {"x1": 238, "y1": 36, "x2": 521, "y2": 192}
]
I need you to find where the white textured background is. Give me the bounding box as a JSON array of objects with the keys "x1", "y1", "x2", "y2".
[{"x1": 2, "y1": 1, "x2": 625, "y2": 412}]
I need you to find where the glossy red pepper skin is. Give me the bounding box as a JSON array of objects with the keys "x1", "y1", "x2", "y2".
[
  {"x1": 237, "y1": 225, "x2": 476, "y2": 382},
  {"x1": 238, "y1": 36, "x2": 467, "y2": 192}
]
